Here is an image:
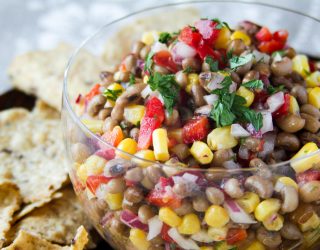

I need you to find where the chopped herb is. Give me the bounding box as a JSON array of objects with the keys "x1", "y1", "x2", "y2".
[
  {"x1": 229, "y1": 53, "x2": 254, "y2": 70},
  {"x1": 209, "y1": 76, "x2": 263, "y2": 131},
  {"x1": 242, "y1": 79, "x2": 264, "y2": 89},
  {"x1": 211, "y1": 18, "x2": 232, "y2": 31},
  {"x1": 271, "y1": 50, "x2": 285, "y2": 58},
  {"x1": 267, "y1": 85, "x2": 285, "y2": 94},
  {"x1": 226, "y1": 49, "x2": 233, "y2": 59},
  {"x1": 172, "y1": 30, "x2": 181, "y2": 36},
  {"x1": 103, "y1": 89, "x2": 122, "y2": 102},
  {"x1": 144, "y1": 51, "x2": 155, "y2": 74},
  {"x1": 188, "y1": 25, "x2": 197, "y2": 32},
  {"x1": 304, "y1": 69, "x2": 311, "y2": 76},
  {"x1": 159, "y1": 32, "x2": 172, "y2": 43},
  {"x1": 205, "y1": 56, "x2": 219, "y2": 72},
  {"x1": 129, "y1": 73, "x2": 135, "y2": 86},
  {"x1": 148, "y1": 72, "x2": 180, "y2": 114},
  {"x1": 183, "y1": 66, "x2": 193, "y2": 73}
]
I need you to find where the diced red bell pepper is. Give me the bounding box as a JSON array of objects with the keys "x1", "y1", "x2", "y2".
[
  {"x1": 179, "y1": 26, "x2": 202, "y2": 48},
  {"x1": 272, "y1": 93, "x2": 290, "y2": 118},
  {"x1": 153, "y1": 50, "x2": 178, "y2": 73},
  {"x1": 137, "y1": 117, "x2": 162, "y2": 150},
  {"x1": 296, "y1": 169, "x2": 320, "y2": 184},
  {"x1": 273, "y1": 30, "x2": 289, "y2": 43},
  {"x1": 258, "y1": 40, "x2": 285, "y2": 54},
  {"x1": 137, "y1": 97, "x2": 165, "y2": 150},
  {"x1": 255, "y1": 27, "x2": 272, "y2": 42},
  {"x1": 101, "y1": 126, "x2": 124, "y2": 147},
  {"x1": 194, "y1": 19, "x2": 220, "y2": 44},
  {"x1": 147, "y1": 177, "x2": 181, "y2": 209},
  {"x1": 196, "y1": 41, "x2": 215, "y2": 60},
  {"x1": 226, "y1": 228, "x2": 248, "y2": 245},
  {"x1": 145, "y1": 97, "x2": 165, "y2": 123},
  {"x1": 85, "y1": 84, "x2": 101, "y2": 102},
  {"x1": 161, "y1": 224, "x2": 175, "y2": 243},
  {"x1": 86, "y1": 175, "x2": 112, "y2": 194},
  {"x1": 182, "y1": 116, "x2": 209, "y2": 144}
]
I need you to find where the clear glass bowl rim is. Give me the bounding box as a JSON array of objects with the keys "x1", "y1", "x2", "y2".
[{"x1": 63, "y1": 0, "x2": 320, "y2": 172}]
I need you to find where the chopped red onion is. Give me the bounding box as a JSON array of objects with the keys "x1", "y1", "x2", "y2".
[
  {"x1": 260, "y1": 111, "x2": 273, "y2": 134},
  {"x1": 231, "y1": 124, "x2": 250, "y2": 137},
  {"x1": 171, "y1": 42, "x2": 197, "y2": 64},
  {"x1": 267, "y1": 92, "x2": 284, "y2": 113},
  {"x1": 224, "y1": 199, "x2": 257, "y2": 224},
  {"x1": 151, "y1": 42, "x2": 168, "y2": 53},
  {"x1": 258, "y1": 132, "x2": 276, "y2": 158},
  {"x1": 147, "y1": 216, "x2": 163, "y2": 240},
  {"x1": 120, "y1": 209, "x2": 148, "y2": 231},
  {"x1": 252, "y1": 50, "x2": 270, "y2": 64},
  {"x1": 238, "y1": 145, "x2": 249, "y2": 160},
  {"x1": 168, "y1": 228, "x2": 200, "y2": 250}
]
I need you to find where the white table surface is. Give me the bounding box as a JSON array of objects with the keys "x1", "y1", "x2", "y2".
[{"x1": 1, "y1": 0, "x2": 319, "y2": 94}]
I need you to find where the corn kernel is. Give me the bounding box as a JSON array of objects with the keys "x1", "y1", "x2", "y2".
[
  {"x1": 207, "y1": 226, "x2": 228, "y2": 241},
  {"x1": 236, "y1": 192, "x2": 260, "y2": 214},
  {"x1": 177, "y1": 213, "x2": 201, "y2": 235},
  {"x1": 308, "y1": 87, "x2": 320, "y2": 109},
  {"x1": 186, "y1": 73, "x2": 200, "y2": 93},
  {"x1": 85, "y1": 155, "x2": 106, "y2": 175},
  {"x1": 159, "y1": 207, "x2": 182, "y2": 227},
  {"x1": 236, "y1": 86, "x2": 255, "y2": 107},
  {"x1": 168, "y1": 128, "x2": 183, "y2": 143},
  {"x1": 207, "y1": 126, "x2": 238, "y2": 150},
  {"x1": 230, "y1": 30, "x2": 251, "y2": 46},
  {"x1": 299, "y1": 212, "x2": 320, "y2": 232},
  {"x1": 129, "y1": 228, "x2": 150, "y2": 250},
  {"x1": 152, "y1": 128, "x2": 170, "y2": 162},
  {"x1": 289, "y1": 95, "x2": 300, "y2": 114},
  {"x1": 275, "y1": 177, "x2": 298, "y2": 191},
  {"x1": 77, "y1": 163, "x2": 88, "y2": 183},
  {"x1": 141, "y1": 31, "x2": 159, "y2": 46},
  {"x1": 205, "y1": 205, "x2": 229, "y2": 228},
  {"x1": 254, "y1": 198, "x2": 281, "y2": 222},
  {"x1": 105, "y1": 193, "x2": 123, "y2": 210},
  {"x1": 306, "y1": 71, "x2": 320, "y2": 87},
  {"x1": 117, "y1": 138, "x2": 137, "y2": 159},
  {"x1": 246, "y1": 240, "x2": 266, "y2": 250},
  {"x1": 200, "y1": 247, "x2": 214, "y2": 250},
  {"x1": 215, "y1": 27, "x2": 231, "y2": 49},
  {"x1": 262, "y1": 213, "x2": 284, "y2": 231},
  {"x1": 81, "y1": 119, "x2": 104, "y2": 134},
  {"x1": 107, "y1": 83, "x2": 125, "y2": 92},
  {"x1": 132, "y1": 150, "x2": 156, "y2": 168},
  {"x1": 190, "y1": 141, "x2": 213, "y2": 165},
  {"x1": 143, "y1": 75, "x2": 149, "y2": 84},
  {"x1": 291, "y1": 142, "x2": 320, "y2": 173},
  {"x1": 124, "y1": 105, "x2": 145, "y2": 125},
  {"x1": 292, "y1": 54, "x2": 310, "y2": 78}
]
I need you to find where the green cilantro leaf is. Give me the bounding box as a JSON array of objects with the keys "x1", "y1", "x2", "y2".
[
  {"x1": 103, "y1": 89, "x2": 122, "y2": 102},
  {"x1": 188, "y1": 25, "x2": 197, "y2": 32},
  {"x1": 271, "y1": 50, "x2": 285, "y2": 58},
  {"x1": 211, "y1": 18, "x2": 232, "y2": 31},
  {"x1": 129, "y1": 73, "x2": 135, "y2": 86},
  {"x1": 211, "y1": 76, "x2": 233, "y2": 95},
  {"x1": 148, "y1": 72, "x2": 180, "y2": 114},
  {"x1": 233, "y1": 104, "x2": 263, "y2": 131},
  {"x1": 205, "y1": 56, "x2": 219, "y2": 72},
  {"x1": 242, "y1": 79, "x2": 264, "y2": 89},
  {"x1": 144, "y1": 51, "x2": 154, "y2": 73},
  {"x1": 229, "y1": 53, "x2": 253, "y2": 70},
  {"x1": 183, "y1": 66, "x2": 193, "y2": 73},
  {"x1": 226, "y1": 49, "x2": 233, "y2": 59},
  {"x1": 159, "y1": 32, "x2": 172, "y2": 44},
  {"x1": 267, "y1": 85, "x2": 285, "y2": 94}
]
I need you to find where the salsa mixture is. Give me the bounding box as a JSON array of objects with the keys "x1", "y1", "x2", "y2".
[{"x1": 73, "y1": 18, "x2": 320, "y2": 250}]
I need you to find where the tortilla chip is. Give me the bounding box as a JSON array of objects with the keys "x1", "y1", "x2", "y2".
[
  {"x1": 7, "y1": 43, "x2": 104, "y2": 111},
  {"x1": 102, "y1": 7, "x2": 199, "y2": 66},
  {"x1": 33, "y1": 100, "x2": 60, "y2": 119},
  {"x1": 0, "y1": 108, "x2": 68, "y2": 203},
  {"x1": 3, "y1": 226, "x2": 88, "y2": 250},
  {"x1": 5, "y1": 188, "x2": 92, "y2": 246},
  {"x1": 13, "y1": 192, "x2": 63, "y2": 223},
  {"x1": 0, "y1": 181, "x2": 21, "y2": 248}
]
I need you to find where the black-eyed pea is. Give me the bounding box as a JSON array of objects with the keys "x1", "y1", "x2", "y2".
[{"x1": 124, "y1": 186, "x2": 144, "y2": 203}]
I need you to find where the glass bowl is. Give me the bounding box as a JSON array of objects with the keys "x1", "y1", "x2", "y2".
[{"x1": 62, "y1": 1, "x2": 320, "y2": 249}]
